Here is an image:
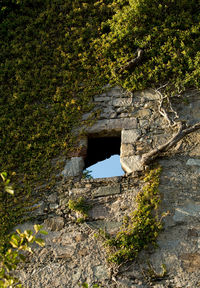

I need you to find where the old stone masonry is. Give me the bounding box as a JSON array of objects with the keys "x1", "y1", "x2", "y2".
[{"x1": 17, "y1": 87, "x2": 200, "y2": 288}]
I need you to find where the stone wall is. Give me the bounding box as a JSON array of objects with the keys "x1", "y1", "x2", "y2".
[
  {"x1": 61, "y1": 87, "x2": 174, "y2": 178},
  {"x1": 16, "y1": 88, "x2": 200, "y2": 288}
]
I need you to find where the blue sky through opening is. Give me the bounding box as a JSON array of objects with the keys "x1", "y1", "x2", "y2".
[{"x1": 87, "y1": 154, "x2": 124, "y2": 178}]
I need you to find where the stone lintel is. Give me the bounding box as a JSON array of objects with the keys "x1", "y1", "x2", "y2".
[
  {"x1": 86, "y1": 117, "x2": 137, "y2": 134},
  {"x1": 93, "y1": 185, "x2": 121, "y2": 197}
]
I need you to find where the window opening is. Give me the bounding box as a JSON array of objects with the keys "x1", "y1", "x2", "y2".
[
  {"x1": 84, "y1": 136, "x2": 124, "y2": 178},
  {"x1": 86, "y1": 154, "x2": 124, "y2": 178}
]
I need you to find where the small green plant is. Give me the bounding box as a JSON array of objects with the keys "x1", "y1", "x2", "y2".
[
  {"x1": 68, "y1": 197, "x2": 91, "y2": 222},
  {"x1": 98, "y1": 167, "x2": 167, "y2": 264},
  {"x1": 82, "y1": 169, "x2": 93, "y2": 179},
  {"x1": 80, "y1": 283, "x2": 101, "y2": 288},
  {"x1": 0, "y1": 172, "x2": 47, "y2": 287},
  {"x1": 0, "y1": 224, "x2": 47, "y2": 288},
  {"x1": 0, "y1": 172, "x2": 14, "y2": 196},
  {"x1": 142, "y1": 262, "x2": 167, "y2": 284}
]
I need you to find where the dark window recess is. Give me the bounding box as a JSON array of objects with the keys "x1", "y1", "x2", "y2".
[{"x1": 84, "y1": 136, "x2": 121, "y2": 169}]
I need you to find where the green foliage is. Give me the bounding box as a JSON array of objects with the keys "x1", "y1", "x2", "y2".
[
  {"x1": 99, "y1": 167, "x2": 165, "y2": 264},
  {"x1": 80, "y1": 283, "x2": 101, "y2": 288},
  {"x1": 1, "y1": 0, "x2": 200, "y2": 256},
  {"x1": 1, "y1": 0, "x2": 200, "y2": 187},
  {"x1": 82, "y1": 169, "x2": 93, "y2": 179},
  {"x1": 68, "y1": 197, "x2": 91, "y2": 222},
  {"x1": 97, "y1": 0, "x2": 200, "y2": 94},
  {"x1": 0, "y1": 172, "x2": 14, "y2": 196},
  {"x1": 0, "y1": 175, "x2": 47, "y2": 287},
  {"x1": 143, "y1": 262, "x2": 167, "y2": 283},
  {"x1": 0, "y1": 0, "x2": 113, "y2": 242},
  {"x1": 0, "y1": 0, "x2": 113, "y2": 182},
  {"x1": 0, "y1": 171, "x2": 36, "y2": 243},
  {"x1": 0, "y1": 224, "x2": 46, "y2": 288}
]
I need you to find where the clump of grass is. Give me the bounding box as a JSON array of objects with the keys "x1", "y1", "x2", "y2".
[{"x1": 68, "y1": 197, "x2": 91, "y2": 222}]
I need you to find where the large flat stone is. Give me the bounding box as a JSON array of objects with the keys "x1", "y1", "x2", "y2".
[
  {"x1": 112, "y1": 98, "x2": 132, "y2": 107},
  {"x1": 186, "y1": 158, "x2": 200, "y2": 167},
  {"x1": 120, "y1": 155, "x2": 143, "y2": 173},
  {"x1": 44, "y1": 217, "x2": 65, "y2": 231},
  {"x1": 173, "y1": 200, "x2": 200, "y2": 223},
  {"x1": 87, "y1": 220, "x2": 122, "y2": 233},
  {"x1": 93, "y1": 185, "x2": 121, "y2": 197},
  {"x1": 121, "y1": 129, "x2": 141, "y2": 144},
  {"x1": 133, "y1": 89, "x2": 160, "y2": 100},
  {"x1": 107, "y1": 117, "x2": 137, "y2": 130},
  {"x1": 86, "y1": 117, "x2": 137, "y2": 134},
  {"x1": 85, "y1": 119, "x2": 108, "y2": 133},
  {"x1": 61, "y1": 157, "x2": 84, "y2": 177},
  {"x1": 120, "y1": 143, "x2": 135, "y2": 157}
]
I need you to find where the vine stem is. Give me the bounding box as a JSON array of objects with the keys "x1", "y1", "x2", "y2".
[{"x1": 141, "y1": 121, "x2": 200, "y2": 165}]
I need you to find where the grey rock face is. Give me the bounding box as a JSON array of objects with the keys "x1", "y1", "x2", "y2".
[
  {"x1": 93, "y1": 184, "x2": 121, "y2": 197},
  {"x1": 61, "y1": 157, "x2": 84, "y2": 177},
  {"x1": 120, "y1": 155, "x2": 143, "y2": 173},
  {"x1": 121, "y1": 129, "x2": 141, "y2": 144},
  {"x1": 186, "y1": 158, "x2": 200, "y2": 166},
  {"x1": 44, "y1": 216, "x2": 65, "y2": 231}
]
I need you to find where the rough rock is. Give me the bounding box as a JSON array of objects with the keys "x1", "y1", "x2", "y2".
[
  {"x1": 61, "y1": 157, "x2": 84, "y2": 177},
  {"x1": 121, "y1": 129, "x2": 141, "y2": 144},
  {"x1": 186, "y1": 158, "x2": 200, "y2": 166},
  {"x1": 93, "y1": 184, "x2": 121, "y2": 197},
  {"x1": 120, "y1": 155, "x2": 143, "y2": 173},
  {"x1": 17, "y1": 88, "x2": 200, "y2": 288},
  {"x1": 44, "y1": 216, "x2": 65, "y2": 231}
]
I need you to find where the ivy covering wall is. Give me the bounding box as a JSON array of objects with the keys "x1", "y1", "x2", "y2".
[{"x1": 0, "y1": 0, "x2": 200, "y2": 234}]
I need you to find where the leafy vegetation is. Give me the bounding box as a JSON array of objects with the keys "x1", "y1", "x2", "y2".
[
  {"x1": 96, "y1": 0, "x2": 200, "y2": 94},
  {"x1": 1, "y1": 0, "x2": 200, "y2": 182},
  {"x1": 68, "y1": 197, "x2": 91, "y2": 222},
  {"x1": 1, "y1": 0, "x2": 200, "y2": 255},
  {"x1": 82, "y1": 169, "x2": 93, "y2": 179},
  {"x1": 97, "y1": 167, "x2": 167, "y2": 264},
  {"x1": 0, "y1": 172, "x2": 47, "y2": 288},
  {"x1": 80, "y1": 283, "x2": 101, "y2": 288},
  {"x1": 0, "y1": 0, "x2": 113, "y2": 240},
  {"x1": 0, "y1": 225, "x2": 46, "y2": 288}
]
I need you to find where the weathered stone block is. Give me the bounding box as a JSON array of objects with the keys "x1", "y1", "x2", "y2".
[
  {"x1": 133, "y1": 89, "x2": 160, "y2": 100},
  {"x1": 94, "y1": 95, "x2": 110, "y2": 102},
  {"x1": 85, "y1": 119, "x2": 108, "y2": 134},
  {"x1": 121, "y1": 129, "x2": 141, "y2": 144},
  {"x1": 173, "y1": 199, "x2": 200, "y2": 223},
  {"x1": 88, "y1": 205, "x2": 109, "y2": 219},
  {"x1": 120, "y1": 155, "x2": 143, "y2": 173},
  {"x1": 107, "y1": 117, "x2": 137, "y2": 131},
  {"x1": 93, "y1": 185, "x2": 121, "y2": 197},
  {"x1": 87, "y1": 220, "x2": 122, "y2": 233},
  {"x1": 120, "y1": 143, "x2": 135, "y2": 157},
  {"x1": 53, "y1": 245, "x2": 75, "y2": 259},
  {"x1": 186, "y1": 158, "x2": 200, "y2": 166},
  {"x1": 61, "y1": 157, "x2": 84, "y2": 177},
  {"x1": 135, "y1": 108, "x2": 152, "y2": 119},
  {"x1": 47, "y1": 193, "x2": 58, "y2": 203},
  {"x1": 44, "y1": 216, "x2": 65, "y2": 231},
  {"x1": 112, "y1": 98, "x2": 133, "y2": 107},
  {"x1": 107, "y1": 86, "x2": 123, "y2": 97}
]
